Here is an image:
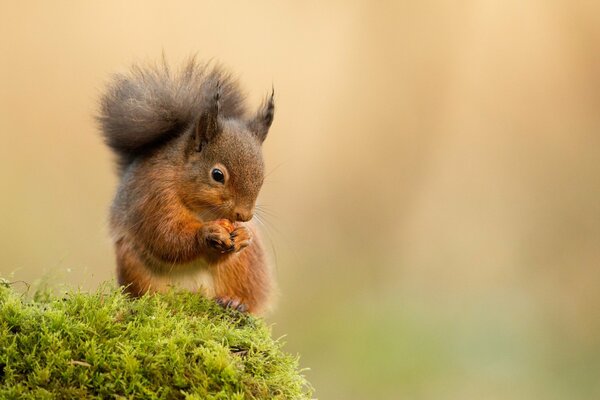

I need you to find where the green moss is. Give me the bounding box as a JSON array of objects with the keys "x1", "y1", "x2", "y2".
[{"x1": 0, "y1": 282, "x2": 312, "y2": 399}]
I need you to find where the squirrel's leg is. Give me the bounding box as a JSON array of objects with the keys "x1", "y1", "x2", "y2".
[
  {"x1": 212, "y1": 225, "x2": 271, "y2": 314},
  {"x1": 120, "y1": 197, "x2": 204, "y2": 264},
  {"x1": 114, "y1": 237, "x2": 157, "y2": 296}
]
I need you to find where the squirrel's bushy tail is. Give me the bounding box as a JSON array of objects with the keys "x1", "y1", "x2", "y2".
[{"x1": 97, "y1": 58, "x2": 246, "y2": 172}]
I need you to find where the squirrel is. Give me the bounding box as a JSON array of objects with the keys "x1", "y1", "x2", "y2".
[{"x1": 97, "y1": 59, "x2": 275, "y2": 314}]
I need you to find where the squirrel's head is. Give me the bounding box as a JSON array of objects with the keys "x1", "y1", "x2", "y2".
[{"x1": 180, "y1": 88, "x2": 274, "y2": 223}]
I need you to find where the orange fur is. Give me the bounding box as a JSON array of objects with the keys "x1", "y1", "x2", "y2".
[
  {"x1": 100, "y1": 60, "x2": 276, "y2": 315},
  {"x1": 109, "y1": 154, "x2": 273, "y2": 313}
]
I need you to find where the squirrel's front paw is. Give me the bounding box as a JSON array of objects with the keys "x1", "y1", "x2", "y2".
[
  {"x1": 200, "y1": 220, "x2": 235, "y2": 253},
  {"x1": 200, "y1": 220, "x2": 252, "y2": 254},
  {"x1": 230, "y1": 225, "x2": 252, "y2": 252}
]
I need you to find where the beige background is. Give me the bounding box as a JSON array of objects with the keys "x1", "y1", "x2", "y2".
[{"x1": 1, "y1": 1, "x2": 599, "y2": 399}]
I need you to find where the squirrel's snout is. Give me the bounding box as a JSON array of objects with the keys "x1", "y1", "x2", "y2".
[{"x1": 234, "y1": 210, "x2": 253, "y2": 222}]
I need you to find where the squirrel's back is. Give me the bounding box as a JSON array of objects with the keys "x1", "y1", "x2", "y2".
[{"x1": 97, "y1": 58, "x2": 247, "y2": 172}]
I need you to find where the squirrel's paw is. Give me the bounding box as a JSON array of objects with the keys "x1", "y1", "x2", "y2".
[
  {"x1": 215, "y1": 296, "x2": 248, "y2": 313},
  {"x1": 230, "y1": 225, "x2": 252, "y2": 252},
  {"x1": 200, "y1": 220, "x2": 235, "y2": 253}
]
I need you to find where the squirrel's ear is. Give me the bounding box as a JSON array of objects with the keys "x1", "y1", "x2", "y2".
[
  {"x1": 249, "y1": 88, "x2": 275, "y2": 143},
  {"x1": 195, "y1": 85, "x2": 221, "y2": 152}
]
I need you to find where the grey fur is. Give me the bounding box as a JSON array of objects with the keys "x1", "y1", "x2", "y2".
[
  {"x1": 97, "y1": 57, "x2": 246, "y2": 172},
  {"x1": 249, "y1": 88, "x2": 275, "y2": 143}
]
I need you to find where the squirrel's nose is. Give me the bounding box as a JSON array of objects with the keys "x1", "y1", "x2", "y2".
[{"x1": 234, "y1": 211, "x2": 253, "y2": 222}]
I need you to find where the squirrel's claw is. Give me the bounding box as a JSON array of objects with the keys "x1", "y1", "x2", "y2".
[
  {"x1": 206, "y1": 238, "x2": 233, "y2": 253},
  {"x1": 230, "y1": 226, "x2": 252, "y2": 252},
  {"x1": 222, "y1": 244, "x2": 236, "y2": 254}
]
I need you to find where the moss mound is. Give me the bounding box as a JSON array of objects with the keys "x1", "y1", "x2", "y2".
[{"x1": 0, "y1": 282, "x2": 311, "y2": 399}]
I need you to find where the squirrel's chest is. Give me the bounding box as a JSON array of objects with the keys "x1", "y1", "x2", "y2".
[{"x1": 152, "y1": 259, "x2": 216, "y2": 297}]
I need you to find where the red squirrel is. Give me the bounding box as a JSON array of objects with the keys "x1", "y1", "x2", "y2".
[{"x1": 97, "y1": 59, "x2": 274, "y2": 314}]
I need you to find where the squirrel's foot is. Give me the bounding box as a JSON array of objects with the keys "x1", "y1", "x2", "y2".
[{"x1": 215, "y1": 296, "x2": 248, "y2": 313}]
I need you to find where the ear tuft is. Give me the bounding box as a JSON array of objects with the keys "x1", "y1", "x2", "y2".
[
  {"x1": 249, "y1": 88, "x2": 275, "y2": 143},
  {"x1": 195, "y1": 82, "x2": 222, "y2": 152}
]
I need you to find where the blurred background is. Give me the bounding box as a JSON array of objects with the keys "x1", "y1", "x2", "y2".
[{"x1": 1, "y1": 1, "x2": 599, "y2": 398}]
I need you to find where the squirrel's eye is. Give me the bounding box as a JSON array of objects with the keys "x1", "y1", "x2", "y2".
[{"x1": 211, "y1": 168, "x2": 225, "y2": 184}]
